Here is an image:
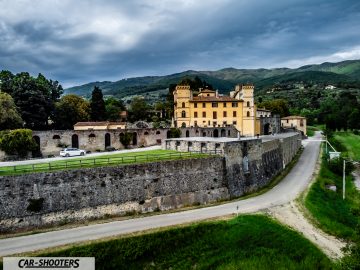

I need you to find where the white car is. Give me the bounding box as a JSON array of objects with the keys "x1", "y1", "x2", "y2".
[{"x1": 60, "y1": 148, "x2": 86, "y2": 157}]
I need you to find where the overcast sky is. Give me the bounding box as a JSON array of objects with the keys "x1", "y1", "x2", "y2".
[{"x1": 1, "y1": 0, "x2": 360, "y2": 87}]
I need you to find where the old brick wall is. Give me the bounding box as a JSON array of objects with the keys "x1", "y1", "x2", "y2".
[{"x1": 0, "y1": 157, "x2": 228, "y2": 231}]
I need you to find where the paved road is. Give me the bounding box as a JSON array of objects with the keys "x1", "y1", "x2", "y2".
[
  {"x1": 0, "y1": 132, "x2": 321, "y2": 256},
  {"x1": 0, "y1": 145, "x2": 161, "y2": 166}
]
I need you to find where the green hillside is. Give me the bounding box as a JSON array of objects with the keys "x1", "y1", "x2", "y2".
[{"x1": 64, "y1": 59, "x2": 360, "y2": 97}]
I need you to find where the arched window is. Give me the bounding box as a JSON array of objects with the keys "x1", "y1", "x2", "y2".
[
  {"x1": 181, "y1": 122, "x2": 186, "y2": 128},
  {"x1": 247, "y1": 111, "x2": 250, "y2": 117},
  {"x1": 89, "y1": 133, "x2": 96, "y2": 138},
  {"x1": 186, "y1": 130, "x2": 189, "y2": 137},
  {"x1": 247, "y1": 101, "x2": 250, "y2": 107},
  {"x1": 144, "y1": 131, "x2": 149, "y2": 135},
  {"x1": 181, "y1": 110, "x2": 186, "y2": 118},
  {"x1": 156, "y1": 131, "x2": 161, "y2": 135},
  {"x1": 52, "y1": 135, "x2": 60, "y2": 140},
  {"x1": 182, "y1": 102, "x2": 185, "y2": 108}
]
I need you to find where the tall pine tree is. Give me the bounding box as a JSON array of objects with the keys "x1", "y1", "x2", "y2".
[{"x1": 90, "y1": 86, "x2": 106, "y2": 121}]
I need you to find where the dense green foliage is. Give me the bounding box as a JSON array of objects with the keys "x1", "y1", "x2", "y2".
[
  {"x1": 258, "y1": 99, "x2": 290, "y2": 117},
  {"x1": 0, "y1": 129, "x2": 37, "y2": 157},
  {"x1": 128, "y1": 97, "x2": 151, "y2": 122},
  {"x1": 53, "y1": 95, "x2": 90, "y2": 129},
  {"x1": 0, "y1": 92, "x2": 23, "y2": 129},
  {"x1": 39, "y1": 215, "x2": 332, "y2": 270},
  {"x1": 0, "y1": 71, "x2": 63, "y2": 130},
  {"x1": 105, "y1": 97, "x2": 126, "y2": 121},
  {"x1": 90, "y1": 86, "x2": 106, "y2": 121},
  {"x1": 119, "y1": 132, "x2": 133, "y2": 148}
]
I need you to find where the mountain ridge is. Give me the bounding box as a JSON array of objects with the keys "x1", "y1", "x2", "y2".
[{"x1": 65, "y1": 59, "x2": 360, "y2": 98}]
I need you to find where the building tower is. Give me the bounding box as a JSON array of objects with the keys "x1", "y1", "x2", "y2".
[
  {"x1": 236, "y1": 85, "x2": 256, "y2": 136},
  {"x1": 173, "y1": 85, "x2": 192, "y2": 128}
]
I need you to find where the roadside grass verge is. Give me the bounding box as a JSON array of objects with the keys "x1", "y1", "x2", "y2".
[
  {"x1": 14, "y1": 215, "x2": 333, "y2": 270},
  {"x1": 0, "y1": 150, "x2": 209, "y2": 176},
  {"x1": 334, "y1": 132, "x2": 360, "y2": 160},
  {"x1": 305, "y1": 139, "x2": 360, "y2": 241}
]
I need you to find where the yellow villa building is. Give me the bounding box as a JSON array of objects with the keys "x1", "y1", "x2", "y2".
[{"x1": 173, "y1": 84, "x2": 261, "y2": 136}]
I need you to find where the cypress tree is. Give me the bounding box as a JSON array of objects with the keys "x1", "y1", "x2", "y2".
[{"x1": 90, "y1": 86, "x2": 106, "y2": 121}]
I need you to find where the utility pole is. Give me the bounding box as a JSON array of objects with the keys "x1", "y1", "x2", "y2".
[
  {"x1": 325, "y1": 135, "x2": 328, "y2": 154},
  {"x1": 343, "y1": 159, "x2": 346, "y2": 200}
]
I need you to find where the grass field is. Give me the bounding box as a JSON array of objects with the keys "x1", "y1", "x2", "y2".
[
  {"x1": 0, "y1": 150, "x2": 209, "y2": 176},
  {"x1": 16, "y1": 215, "x2": 333, "y2": 270},
  {"x1": 334, "y1": 132, "x2": 360, "y2": 160}
]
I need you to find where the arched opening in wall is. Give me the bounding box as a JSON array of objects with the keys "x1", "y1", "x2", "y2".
[
  {"x1": 166, "y1": 130, "x2": 171, "y2": 138},
  {"x1": 72, "y1": 134, "x2": 79, "y2": 148},
  {"x1": 182, "y1": 102, "x2": 185, "y2": 108},
  {"x1": 156, "y1": 131, "x2": 161, "y2": 135},
  {"x1": 202, "y1": 132, "x2": 206, "y2": 137},
  {"x1": 201, "y1": 142, "x2": 207, "y2": 153},
  {"x1": 221, "y1": 129, "x2": 226, "y2": 137},
  {"x1": 105, "y1": 133, "x2": 111, "y2": 148},
  {"x1": 264, "y1": 123, "x2": 270, "y2": 135},
  {"x1": 132, "y1": 132, "x2": 137, "y2": 145},
  {"x1": 52, "y1": 135, "x2": 60, "y2": 140},
  {"x1": 89, "y1": 133, "x2": 96, "y2": 138},
  {"x1": 144, "y1": 131, "x2": 149, "y2": 135},
  {"x1": 186, "y1": 130, "x2": 189, "y2": 137},
  {"x1": 247, "y1": 111, "x2": 250, "y2": 117},
  {"x1": 181, "y1": 122, "x2": 186, "y2": 128},
  {"x1": 181, "y1": 111, "x2": 186, "y2": 118},
  {"x1": 247, "y1": 101, "x2": 250, "y2": 107},
  {"x1": 32, "y1": 136, "x2": 41, "y2": 157},
  {"x1": 213, "y1": 129, "x2": 219, "y2": 138},
  {"x1": 228, "y1": 130, "x2": 231, "y2": 136}
]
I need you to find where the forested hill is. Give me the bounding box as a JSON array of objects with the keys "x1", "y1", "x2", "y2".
[{"x1": 64, "y1": 60, "x2": 360, "y2": 98}]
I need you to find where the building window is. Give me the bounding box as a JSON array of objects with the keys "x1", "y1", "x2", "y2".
[
  {"x1": 212, "y1": 102, "x2": 218, "y2": 108},
  {"x1": 300, "y1": 119, "x2": 304, "y2": 127},
  {"x1": 223, "y1": 121, "x2": 227, "y2": 125},
  {"x1": 247, "y1": 101, "x2": 250, "y2": 107},
  {"x1": 207, "y1": 94, "x2": 210, "y2": 96},
  {"x1": 202, "y1": 112, "x2": 206, "y2": 117},
  {"x1": 182, "y1": 102, "x2": 185, "y2": 108},
  {"x1": 194, "y1": 103, "x2": 197, "y2": 108},
  {"x1": 194, "y1": 121, "x2": 198, "y2": 126},
  {"x1": 213, "y1": 121, "x2": 217, "y2": 126},
  {"x1": 181, "y1": 110, "x2": 186, "y2": 118},
  {"x1": 202, "y1": 103, "x2": 206, "y2": 108},
  {"x1": 286, "y1": 119, "x2": 289, "y2": 123},
  {"x1": 233, "y1": 121, "x2": 237, "y2": 125},
  {"x1": 89, "y1": 133, "x2": 96, "y2": 138},
  {"x1": 232, "y1": 102, "x2": 238, "y2": 107},
  {"x1": 213, "y1": 111, "x2": 217, "y2": 119},
  {"x1": 233, "y1": 111, "x2": 236, "y2": 117},
  {"x1": 52, "y1": 135, "x2": 60, "y2": 139},
  {"x1": 223, "y1": 111, "x2": 227, "y2": 117},
  {"x1": 247, "y1": 111, "x2": 250, "y2": 117},
  {"x1": 194, "y1": 112, "x2": 198, "y2": 118},
  {"x1": 223, "y1": 102, "x2": 227, "y2": 107},
  {"x1": 144, "y1": 131, "x2": 149, "y2": 135}
]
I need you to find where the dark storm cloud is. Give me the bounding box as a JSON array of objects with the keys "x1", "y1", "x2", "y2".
[{"x1": 1, "y1": 0, "x2": 360, "y2": 87}]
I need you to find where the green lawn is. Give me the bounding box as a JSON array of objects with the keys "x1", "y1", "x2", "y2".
[
  {"x1": 334, "y1": 132, "x2": 360, "y2": 160},
  {"x1": 23, "y1": 215, "x2": 333, "y2": 270},
  {"x1": 0, "y1": 150, "x2": 209, "y2": 176}
]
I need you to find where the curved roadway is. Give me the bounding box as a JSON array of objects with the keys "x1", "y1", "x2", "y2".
[{"x1": 0, "y1": 132, "x2": 321, "y2": 256}]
